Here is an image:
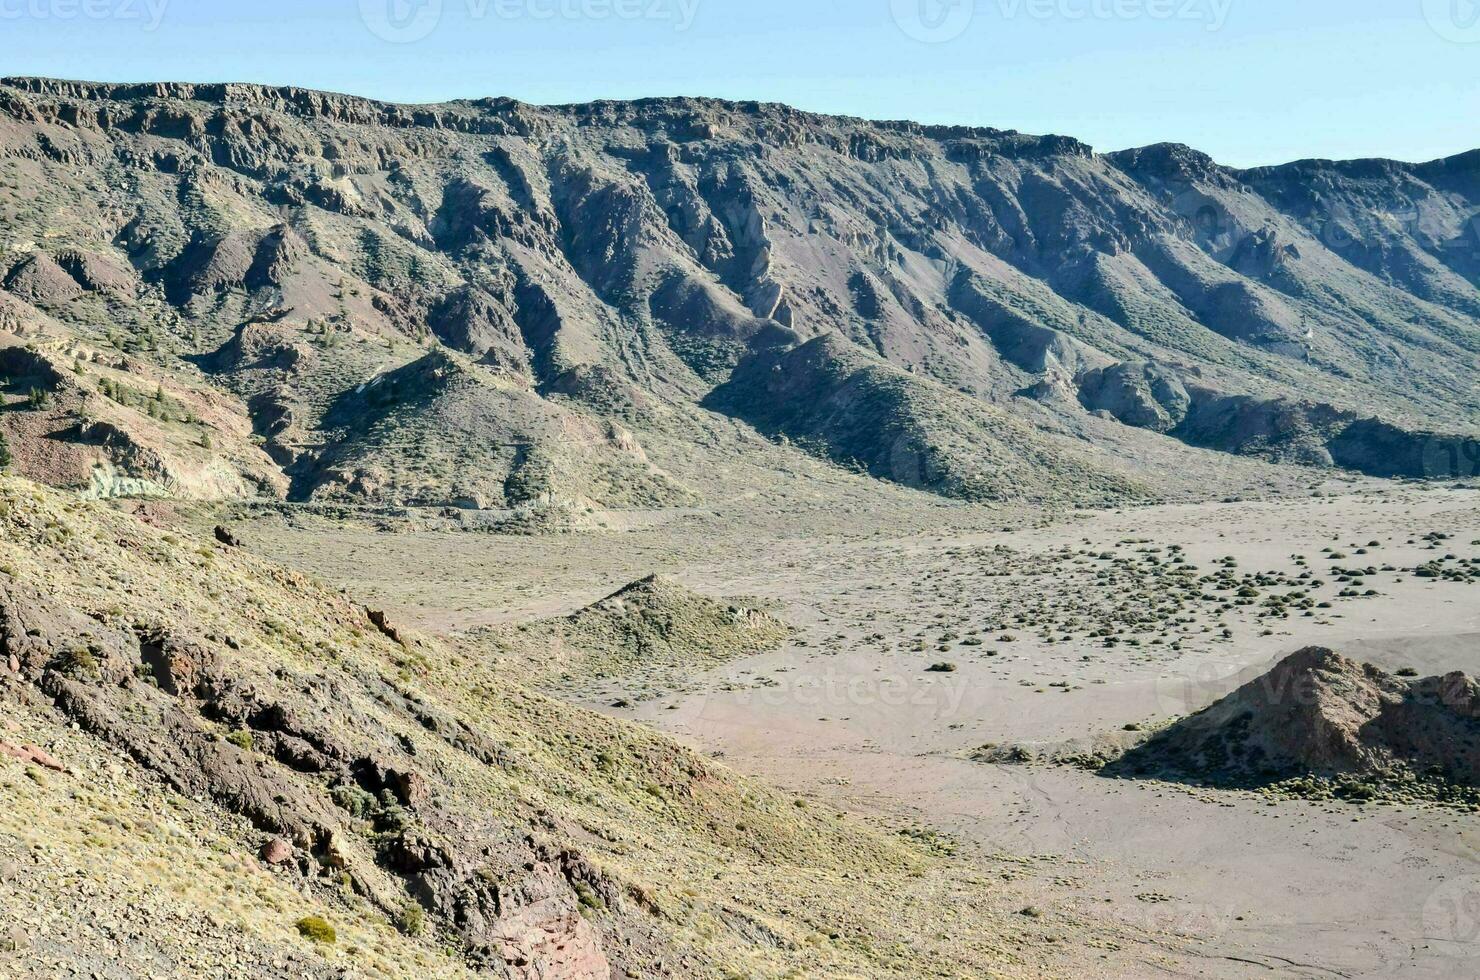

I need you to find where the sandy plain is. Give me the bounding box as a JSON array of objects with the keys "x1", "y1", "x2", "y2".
[{"x1": 236, "y1": 479, "x2": 1480, "y2": 978}]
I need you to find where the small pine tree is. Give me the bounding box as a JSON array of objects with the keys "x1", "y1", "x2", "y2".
[
  {"x1": 0, "y1": 431, "x2": 11, "y2": 470},
  {"x1": 27, "y1": 387, "x2": 49, "y2": 410}
]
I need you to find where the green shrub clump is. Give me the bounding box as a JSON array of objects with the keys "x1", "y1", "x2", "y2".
[
  {"x1": 295, "y1": 916, "x2": 337, "y2": 944},
  {"x1": 395, "y1": 902, "x2": 426, "y2": 936}
]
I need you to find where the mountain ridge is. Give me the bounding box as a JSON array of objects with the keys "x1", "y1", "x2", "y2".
[
  {"x1": 0, "y1": 75, "x2": 1476, "y2": 510},
  {"x1": 11, "y1": 75, "x2": 1480, "y2": 173}
]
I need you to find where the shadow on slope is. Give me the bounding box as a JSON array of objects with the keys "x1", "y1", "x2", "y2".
[{"x1": 705, "y1": 332, "x2": 1154, "y2": 507}]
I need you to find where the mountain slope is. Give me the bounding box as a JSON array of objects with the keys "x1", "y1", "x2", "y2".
[
  {"x1": 0, "y1": 78, "x2": 1476, "y2": 508},
  {"x1": 0, "y1": 475, "x2": 1059, "y2": 977}
]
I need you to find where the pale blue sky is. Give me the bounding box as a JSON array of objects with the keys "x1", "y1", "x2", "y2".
[{"x1": 2, "y1": 0, "x2": 1476, "y2": 167}]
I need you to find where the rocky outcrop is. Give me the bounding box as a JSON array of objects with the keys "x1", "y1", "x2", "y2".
[
  {"x1": 428, "y1": 284, "x2": 531, "y2": 375},
  {"x1": 0, "y1": 740, "x2": 65, "y2": 770},
  {"x1": 246, "y1": 224, "x2": 307, "y2": 291},
  {"x1": 0, "y1": 578, "x2": 627, "y2": 972},
  {"x1": 1171, "y1": 391, "x2": 1356, "y2": 467},
  {"x1": 3, "y1": 252, "x2": 83, "y2": 305},
  {"x1": 487, "y1": 858, "x2": 612, "y2": 980},
  {"x1": 301, "y1": 350, "x2": 693, "y2": 509},
  {"x1": 707, "y1": 333, "x2": 1150, "y2": 505},
  {"x1": 1076, "y1": 362, "x2": 1191, "y2": 433},
  {"x1": 55, "y1": 249, "x2": 138, "y2": 295},
  {"x1": 1328, "y1": 419, "x2": 1480, "y2": 480},
  {"x1": 1107, "y1": 648, "x2": 1480, "y2": 787}
]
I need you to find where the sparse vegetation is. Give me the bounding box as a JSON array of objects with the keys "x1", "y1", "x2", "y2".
[
  {"x1": 394, "y1": 902, "x2": 426, "y2": 936},
  {"x1": 294, "y1": 916, "x2": 337, "y2": 945},
  {"x1": 56, "y1": 645, "x2": 99, "y2": 677}
]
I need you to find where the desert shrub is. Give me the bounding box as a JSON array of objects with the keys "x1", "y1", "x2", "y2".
[
  {"x1": 56, "y1": 646, "x2": 98, "y2": 677},
  {"x1": 572, "y1": 880, "x2": 605, "y2": 912},
  {"x1": 295, "y1": 916, "x2": 336, "y2": 944},
  {"x1": 330, "y1": 783, "x2": 377, "y2": 818},
  {"x1": 225, "y1": 730, "x2": 254, "y2": 751},
  {"x1": 395, "y1": 902, "x2": 426, "y2": 936},
  {"x1": 374, "y1": 802, "x2": 412, "y2": 833}
]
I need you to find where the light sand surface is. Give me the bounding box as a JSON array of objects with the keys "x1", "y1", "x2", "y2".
[{"x1": 242, "y1": 484, "x2": 1480, "y2": 977}]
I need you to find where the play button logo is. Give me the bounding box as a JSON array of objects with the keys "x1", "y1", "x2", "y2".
[
  {"x1": 891, "y1": 0, "x2": 975, "y2": 44},
  {"x1": 1424, "y1": 0, "x2": 1480, "y2": 42},
  {"x1": 360, "y1": 0, "x2": 443, "y2": 44}
]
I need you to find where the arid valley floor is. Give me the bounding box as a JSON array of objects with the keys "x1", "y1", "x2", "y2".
[{"x1": 212, "y1": 476, "x2": 1480, "y2": 979}]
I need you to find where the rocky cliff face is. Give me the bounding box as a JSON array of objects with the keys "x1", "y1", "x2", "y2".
[{"x1": 0, "y1": 78, "x2": 1476, "y2": 506}]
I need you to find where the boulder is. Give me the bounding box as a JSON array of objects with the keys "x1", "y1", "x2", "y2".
[{"x1": 259, "y1": 838, "x2": 294, "y2": 866}]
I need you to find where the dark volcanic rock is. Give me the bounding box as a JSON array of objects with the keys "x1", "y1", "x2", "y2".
[
  {"x1": 0, "y1": 576, "x2": 628, "y2": 973},
  {"x1": 3, "y1": 252, "x2": 83, "y2": 306}
]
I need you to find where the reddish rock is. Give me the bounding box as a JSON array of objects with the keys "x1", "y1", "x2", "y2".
[
  {"x1": 392, "y1": 769, "x2": 431, "y2": 808},
  {"x1": 0, "y1": 742, "x2": 64, "y2": 771},
  {"x1": 493, "y1": 902, "x2": 610, "y2": 980},
  {"x1": 484, "y1": 858, "x2": 613, "y2": 979},
  {"x1": 366, "y1": 608, "x2": 407, "y2": 646},
  {"x1": 259, "y1": 838, "x2": 294, "y2": 866}
]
